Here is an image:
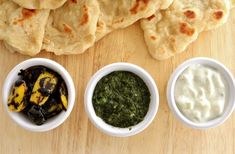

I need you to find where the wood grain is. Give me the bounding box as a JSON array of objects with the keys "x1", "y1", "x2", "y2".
[{"x1": 0, "y1": 9, "x2": 235, "y2": 154}]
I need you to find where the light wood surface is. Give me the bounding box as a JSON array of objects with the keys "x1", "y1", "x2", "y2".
[{"x1": 0, "y1": 9, "x2": 235, "y2": 154}]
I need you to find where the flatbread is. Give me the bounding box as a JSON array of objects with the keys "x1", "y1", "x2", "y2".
[
  {"x1": 204, "y1": 0, "x2": 231, "y2": 30},
  {"x1": 141, "y1": 11, "x2": 199, "y2": 60},
  {"x1": 230, "y1": 0, "x2": 235, "y2": 7},
  {"x1": 95, "y1": 0, "x2": 174, "y2": 41},
  {"x1": 160, "y1": 0, "x2": 174, "y2": 9},
  {"x1": 140, "y1": 0, "x2": 231, "y2": 60},
  {"x1": 11, "y1": 0, "x2": 67, "y2": 9},
  {"x1": 42, "y1": 0, "x2": 99, "y2": 55},
  {"x1": 0, "y1": 1, "x2": 49, "y2": 56}
]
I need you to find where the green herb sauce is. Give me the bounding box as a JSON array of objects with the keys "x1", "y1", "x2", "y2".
[{"x1": 92, "y1": 71, "x2": 150, "y2": 128}]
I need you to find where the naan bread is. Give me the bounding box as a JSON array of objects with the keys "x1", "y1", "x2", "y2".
[
  {"x1": 0, "y1": 1, "x2": 49, "y2": 56},
  {"x1": 95, "y1": 0, "x2": 174, "y2": 41},
  {"x1": 42, "y1": 0, "x2": 99, "y2": 55},
  {"x1": 11, "y1": 0, "x2": 67, "y2": 9},
  {"x1": 204, "y1": 0, "x2": 231, "y2": 30},
  {"x1": 160, "y1": 0, "x2": 174, "y2": 9},
  {"x1": 230, "y1": 0, "x2": 235, "y2": 7},
  {"x1": 140, "y1": 0, "x2": 231, "y2": 60}
]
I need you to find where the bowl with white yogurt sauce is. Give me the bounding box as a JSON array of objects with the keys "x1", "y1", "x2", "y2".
[{"x1": 167, "y1": 57, "x2": 235, "y2": 129}]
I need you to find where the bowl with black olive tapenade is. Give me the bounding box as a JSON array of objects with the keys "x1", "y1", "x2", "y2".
[
  {"x1": 2, "y1": 58, "x2": 75, "y2": 132},
  {"x1": 85, "y1": 63, "x2": 159, "y2": 137}
]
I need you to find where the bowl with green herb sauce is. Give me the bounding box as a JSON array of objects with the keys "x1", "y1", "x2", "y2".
[{"x1": 85, "y1": 63, "x2": 159, "y2": 137}]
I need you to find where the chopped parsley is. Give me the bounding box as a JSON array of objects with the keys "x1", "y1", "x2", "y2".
[{"x1": 92, "y1": 71, "x2": 150, "y2": 128}]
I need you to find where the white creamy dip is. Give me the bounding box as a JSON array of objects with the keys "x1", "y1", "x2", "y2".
[{"x1": 174, "y1": 64, "x2": 227, "y2": 123}]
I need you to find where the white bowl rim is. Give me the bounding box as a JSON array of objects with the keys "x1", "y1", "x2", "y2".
[
  {"x1": 84, "y1": 62, "x2": 159, "y2": 137},
  {"x1": 2, "y1": 58, "x2": 75, "y2": 132},
  {"x1": 167, "y1": 57, "x2": 235, "y2": 129}
]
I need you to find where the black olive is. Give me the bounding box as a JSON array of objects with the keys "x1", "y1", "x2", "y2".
[
  {"x1": 22, "y1": 103, "x2": 33, "y2": 114},
  {"x1": 27, "y1": 105, "x2": 46, "y2": 125},
  {"x1": 38, "y1": 87, "x2": 51, "y2": 96},
  {"x1": 18, "y1": 66, "x2": 46, "y2": 83},
  {"x1": 42, "y1": 98, "x2": 63, "y2": 118},
  {"x1": 14, "y1": 80, "x2": 25, "y2": 87}
]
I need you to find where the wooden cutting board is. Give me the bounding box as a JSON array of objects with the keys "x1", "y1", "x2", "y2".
[{"x1": 0, "y1": 9, "x2": 234, "y2": 154}]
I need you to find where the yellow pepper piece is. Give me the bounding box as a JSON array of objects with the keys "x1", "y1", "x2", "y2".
[
  {"x1": 59, "y1": 82, "x2": 68, "y2": 111},
  {"x1": 60, "y1": 95, "x2": 68, "y2": 111},
  {"x1": 8, "y1": 80, "x2": 27, "y2": 112},
  {"x1": 30, "y1": 71, "x2": 58, "y2": 106}
]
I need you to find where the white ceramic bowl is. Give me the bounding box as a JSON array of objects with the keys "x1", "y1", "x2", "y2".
[
  {"x1": 84, "y1": 63, "x2": 159, "y2": 137},
  {"x1": 2, "y1": 58, "x2": 75, "y2": 132},
  {"x1": 167, "y1": 57, "x2": 235, "y2": 129}
]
